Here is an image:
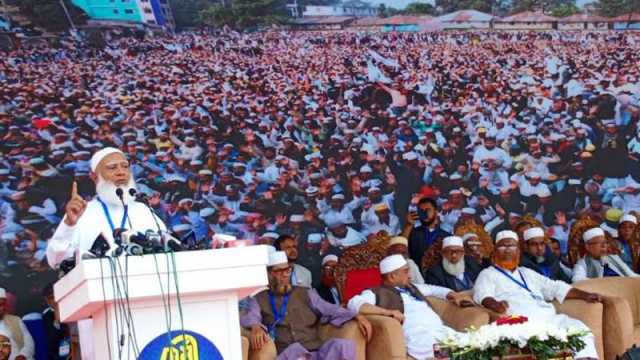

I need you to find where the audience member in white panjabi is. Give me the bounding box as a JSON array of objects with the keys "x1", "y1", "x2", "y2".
[
  {"x1": 348, "y1": 254, "x2": 470, "y2": 360},
  {"x1": 572, "y1": 227, "x2": 639, "y2": 282},
  {"x1": 474, "y1": 231, "x2": 601, "y2": 360},
  {"x1": 0, "y1": 289, "x2": 34, "y2": 360}
]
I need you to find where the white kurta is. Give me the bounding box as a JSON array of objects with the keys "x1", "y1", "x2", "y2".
[
  {"x1": 348, "y1": 283, "x2": 452, "y2": 360},
  {"x1": 47, "y1": 199, "x2": 168, "y2": 360},
  {"x1": 473, "y1": 266, "x2": 599, "y2": 359},
  {"x1": 47, "y1": 199, "x2": 167, "y2": 269},
  {"x1": 0, "y1": 319, "x2": 35, "y2": 359}
]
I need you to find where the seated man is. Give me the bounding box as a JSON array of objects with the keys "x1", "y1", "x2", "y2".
[
  {"x1": 0, "y1": 288, "x2": 34, "y2": 360},
  {"x1": 573, "y1": 227, "x2": 639, "y2": 282},
  {"x1": 423, "y1": 236, "x2": 482, "y2": 291},
  {"x1": 315, "y1": 255, "x2": 340, "y2": 304},
  {"x1": 387, "y1": 236, "x2": 425, "y2": 284},
  {"x1": 348, "y1": 254, "x2": 471, "y2": 360},
  {"x1": 275, "y1": 234, "x2": 313, "y2": 288},
  {"x1": 241, "y1": 251, "x2": 371, "y2": 360},
  {"x1": 474, "y1": 231, "x2": 601, "y2": 360},
  {"x1": 520, "y1": 227, "x2": 571, "y2": 283}
]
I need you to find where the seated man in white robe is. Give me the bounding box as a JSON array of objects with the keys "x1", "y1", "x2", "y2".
[
  {"x1": 46, "y1": 147, "x2": 169, "y2": 359},
  {"x1": 348, "y1": 254, "x2": 471, "y2": 360},
  {"x1": 572, "y1": 227, "x2": 639, "y2": 282},
  {"x1": 474, "y1": 230, "x2": 601, "y2": 360}
]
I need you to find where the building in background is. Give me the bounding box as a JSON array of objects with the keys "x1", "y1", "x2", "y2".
[
  {"x1": 71, "y1": 0, "x2": 175, "y2": 29},
  {"x1": 436, "y1": 9, "x2": 494, "y2": 30},
  {"x1": 302, "y1": 0, "x2": 377, "y2": 17}
]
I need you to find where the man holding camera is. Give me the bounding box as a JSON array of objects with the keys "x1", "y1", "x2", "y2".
[{"x1": 402, "y1": 197, "x2": 450, "y2": 273}]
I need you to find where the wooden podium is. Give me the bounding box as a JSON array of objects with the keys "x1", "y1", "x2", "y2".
[{"x1": 54, "y1": 245, "x2": 269, "y2": 360}]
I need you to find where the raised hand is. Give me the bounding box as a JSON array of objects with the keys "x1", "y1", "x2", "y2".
[{"x1": 64, "y1": 182, "x2": 87, "y2": 226}]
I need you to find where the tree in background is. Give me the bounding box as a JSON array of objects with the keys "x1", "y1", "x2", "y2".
[
  {"x1": 200, "y1": 0, "x2": 288, "y2": 29},
  {"x1": 169, "y1": 0, "x2": 212, "y2": 30},
  {"x1": 593, "y1": 0, "x2": 639, "y2": 17},
  {"x1": 7, "y1": 0, "x2": 86, "y2": 32},
  {"x1": 510, "y1": 0, "x2": 578, "y2": 13},
  {"x1": 435, "y1": 0, "x2": 510, "y2": 15},
  {"x1": 404, "y1": 2, "x2": 436, "y2": 15}
]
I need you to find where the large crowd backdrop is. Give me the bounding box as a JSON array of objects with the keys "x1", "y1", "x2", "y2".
[{"x1": 0, "y1": 29, "x2": 639, "y2": 314}]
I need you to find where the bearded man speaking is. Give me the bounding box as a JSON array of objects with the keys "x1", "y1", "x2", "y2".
[{"x1": 47, "y1": 147, "x2": 167, "y2": 269}]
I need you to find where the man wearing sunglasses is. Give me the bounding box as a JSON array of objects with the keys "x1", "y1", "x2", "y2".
[
  {"x1": 473, "y1": 230, "x2": 601, "y2": 360},
  {"x1": 241, "y1": 251, "x2": 372, "y2": 359}
]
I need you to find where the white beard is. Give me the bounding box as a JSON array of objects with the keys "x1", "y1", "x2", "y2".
[
  {"x1": 96, "y1": 175, "x2": 137, "y2": 207},
  {"x1": 443, "y1": 258, "x2": 465, "y2": 277}
]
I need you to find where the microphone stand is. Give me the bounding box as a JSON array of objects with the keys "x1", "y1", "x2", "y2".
[{"x1": 115, "y1": 187, "x2": 134, "y2": 230}]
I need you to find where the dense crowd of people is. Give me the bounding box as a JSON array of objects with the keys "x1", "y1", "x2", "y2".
[{"x1": 0, "y1": 27, "x2": 639, "y2": 359}]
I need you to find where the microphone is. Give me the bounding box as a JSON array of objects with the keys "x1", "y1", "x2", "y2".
[
  {"x1": 161, "y1": 231, "x2": 184, "y2": 252},
  {"x1": 89, "y1": 233, "x2": 111, "y2": 258},
  {"x1": 131, "y1": 188, "x2": 164, "y2": 235},
  {"x1": 115, "y1": 187, "x2": 134, "y2": 229}
]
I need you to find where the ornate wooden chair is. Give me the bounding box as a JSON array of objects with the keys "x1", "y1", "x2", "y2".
[{"x1": 334, "y1": 243, "x2": 386, "y2": 306}]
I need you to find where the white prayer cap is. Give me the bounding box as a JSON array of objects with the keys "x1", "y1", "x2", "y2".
[
  {"x1": 527, "y1": 172, "x2": 541, "y2": 179},
  {"x1": 523, "y1": 227, "x2": 545, "y2": 241},
  {"x1": 462, "y1": 207, "x2": 476, "y2": 215},
  {"x1": 621, "y1": 214, "x2": 638, "y2": 225},
  {"x1": 90, "y1": 147, "x2": 124, "y2": 172},
  {"x1": 496, "y1": 230, "x2": 518, "y2": 243},
  {"x1": 537, "y1": 188, "x2": 552, "y2": 198},
  {"x1": 331, "y1": 194, "x2": 345, "y2": 201},
  {"x1": 462, "y1": 233, "x2": 480, "y2": 243},
  {"x1": 308, "y1": 233, "x2": 323, "y2": 244},
  {"x1": 379, "y1": 254, "x2": 407, "y2": 275},
  {"x1": 172, "y1": 224, "x2": 191, "y2": 232},
  {"x1": 268, "y1": 251, "x2": 288, "y2": 267},
  {"x1": 0, "y1": 288, "x2": 5, "y2": 298},
  {"x1": 389, "y1": 236, "x2": 408, "y2": 247},
  {"x1": 583, "y1": 228, "x2": 605, "y2": 243},
  {"x1": 402, "y1": 152, "x2": 418, "y2": 161},
  {"x1": 261, "y1": 232, "x2": 280, "y2": 239},
  {"x1": 289, "y1": 214, "x2": 304, "y2": 223},
  {"x1": 322, "y1": 254, "x2": 338, "y2": 266},
  {"x1": 213, "y1": 233, "x2": 236, "y2": 243},
  {"x1": 360, "y1": 165, "x2": 373, "y2": 173},
  {"x1": 199, "y1": 208, "x2": 216, "y2": 217},
  {"x1": 443, "y1": 236, "x2": 464, "y2": 248}
]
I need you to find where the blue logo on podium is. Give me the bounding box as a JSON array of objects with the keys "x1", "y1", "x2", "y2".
[{"x1": 139, "y1": 330, "x2": 223, "y2": 360}]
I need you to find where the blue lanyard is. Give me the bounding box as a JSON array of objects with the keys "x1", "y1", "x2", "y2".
[
  {"x1": 97, "y1": 197, "x2": 128, "y2": 232},
  {"x1": 492, "y1": 265, "x2": 531, "y2": 293},
  {"x1": 267, "y1": 291, "x2": 290, "y2": 339},
  {"x1": 461, "y1": 272, "x2": 472, "y2": 289}
]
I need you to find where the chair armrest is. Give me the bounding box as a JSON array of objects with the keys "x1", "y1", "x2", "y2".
[
  {"x1": 554, "y1": 299, "x2": 605, "y2": 360},
  {"x1": 241, "y1": 336, "x2": 249, "y2": 360},
  {"x1": 428, "y1": 297, "x2": 490, "y2": 331},
  {"x1": 362, "y1": 315, "x2": 406, "y2": 360},
  {"x1": 595, "y1": 296, "x2": 633, "y2": 360},
  {"x1": 319, "y1": 320, "x2": 366, "y2": 360}
]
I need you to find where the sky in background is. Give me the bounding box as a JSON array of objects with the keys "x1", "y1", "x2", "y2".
[{"x1": 366, "y1": 0, "x2": 595, "y2": 9}]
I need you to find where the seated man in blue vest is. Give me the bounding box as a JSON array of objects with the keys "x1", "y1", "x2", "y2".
[
  {"x1": 519, "y1": 227, "x2": 571, "y2": 283},
  {"x1": 572, "y1": 227, "x2": 639, "y2": 282},
  {"x1": 241, "y1": 251, "x2": 372, "y2": 360},
  {"x1": 347, "y1": 254, "x2": 471, "y2": 360},
  {"x1": 423, "y1": 236, "x2": 482, "y2": 291}
]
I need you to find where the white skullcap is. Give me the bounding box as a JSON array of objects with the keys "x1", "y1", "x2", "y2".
[
  {"x1": 261, "y1": 232, "x2": 279, "y2": 239},
  {"x1": 402, "y1": 152, "x2": 418, "y2": 161},
  {"x1": 322, "y1": 254, "x2": 338, "y2": 266},
  {"x1": 213, "y1": 233, "x2": 236, "y2": 243},
  {"x1": 199, "y1": 208, "x2": 216, "y2": 217},
  {"x1": 308, "y1": 233, "x2": 323, "y2": 244},
  {"x1": 496, "y1": 230, "x2": 518, "y2": 243},
  {"x1": 0, "y1": 288, "x2": 5, "y2": 298},
  {"x1": 537, "y1": 188, "x2": 552, "y2": 198},
  {"x1": 462, "y1": 233, "x2": 480, "y2": 243},
  {"x1": 331, "y1": 194, "x2": 345, "y2": 201},
  {"x1": 621, "y1": 214, "x2": 638, "y2": 225},
  {"x1": 172, "y1": 224, "x2": 191, "y2": 232},
  {"x1": 90, "y1": 147, "x2": 124, "y2": 172},
  {"x1": 379, "y1": 254, "x2": 407, "y2": 274},
  {"x1": 289, "y1": 214, "x2": 304, "y2": 223},
  {"x1": 523, "y1": 227, "x2": 545, "y2": 241},
  {"x1": 443, "y1": 236, "x2": 464, "y2": 248},
  {"x1": 462, "y1": 207, "x2": 476, "y2": 215},
  {"x1": 268, "y1": 251, "x2": 288, "y2": 267},
  {"x1": 583, "y1": 228, "x2": 605, "y2": 243},
  {"x1": 389, "y1": 236, "x2": 408, "y2": 247}
]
